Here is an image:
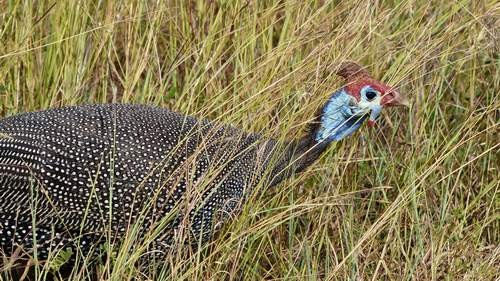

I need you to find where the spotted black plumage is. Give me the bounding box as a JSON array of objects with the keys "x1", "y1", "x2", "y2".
[{"x1": 0, "y1": 104, "x2": 282, "y2": 259}]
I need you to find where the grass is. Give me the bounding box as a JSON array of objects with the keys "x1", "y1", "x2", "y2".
[{"x1": 0, "y1": 0, "x2": 498, "y2": 280}]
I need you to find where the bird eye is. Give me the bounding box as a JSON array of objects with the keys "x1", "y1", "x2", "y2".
[{"x1": 365, "y1": 90, "x2": 377, "y2": 101}]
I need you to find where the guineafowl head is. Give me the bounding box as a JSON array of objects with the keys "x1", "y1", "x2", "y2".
[{"x1": 314, "y1": 62, "x2": 408, "y2": 143}]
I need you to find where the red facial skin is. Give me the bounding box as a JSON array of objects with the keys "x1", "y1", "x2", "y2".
[
  {"x1": 344, "y1": 77, "x2": 398, "y2": 106},
  {"x1": 344, "y1": 77, "x2": 407, "y2": 127}
]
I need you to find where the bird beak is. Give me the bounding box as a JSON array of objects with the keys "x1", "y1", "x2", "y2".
[
  {"x1": 368, "y1": 90, "x2": 408, "y2": 127},
  {"x1": 382, "y1": 91, "x2": 409, "y2": 107}
]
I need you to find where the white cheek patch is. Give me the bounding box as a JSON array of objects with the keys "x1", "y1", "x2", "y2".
[
  {"x1": 350, "y1": 97, "x2": 381, "y2": 117},
  {"x1": 357, "y1": 96, "x2": 382, "y2": 109},
  {"x1": 356, "y1": 93, "x2": 383, "y2": 122},
  {"x1": 358, "y1": 85, "x2": 382, "y2": 111}
]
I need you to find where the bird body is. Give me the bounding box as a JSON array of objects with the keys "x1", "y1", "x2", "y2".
[
  {"x1": 0, "y1": 62, "x2": 407, "y2": 260},
  {"x1": 0, "y1": 104, "x2": 274, "y2": 258}
]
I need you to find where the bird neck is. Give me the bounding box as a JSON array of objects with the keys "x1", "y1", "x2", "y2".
[
  {"x1": 266, "y1": 132, "x2": 328, "y2": 187},
  {"x1": 267, "y1": 88, "x2": 366, "y2": 187}
]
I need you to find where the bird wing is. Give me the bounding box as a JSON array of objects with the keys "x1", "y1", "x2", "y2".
[{"x1": 0, "y1": 132, "x2": 43, "y2": 215}]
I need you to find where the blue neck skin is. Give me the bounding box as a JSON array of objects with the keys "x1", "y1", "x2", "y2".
[
  {"x1": 270, "y1": 88, "x2": 380, "y2": 186},
  {"x1": 314, "y1": 89, "x2": 369, "y2": 143}
]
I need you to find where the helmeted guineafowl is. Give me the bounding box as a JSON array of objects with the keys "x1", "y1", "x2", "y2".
[{"x1": 0, "y1": 62, "x2": 407, "y2": 260}]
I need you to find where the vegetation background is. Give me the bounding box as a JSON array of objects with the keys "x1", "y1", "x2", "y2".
[{"x1": 0, "y1": 0, "x2": 498, "y2": 280}]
